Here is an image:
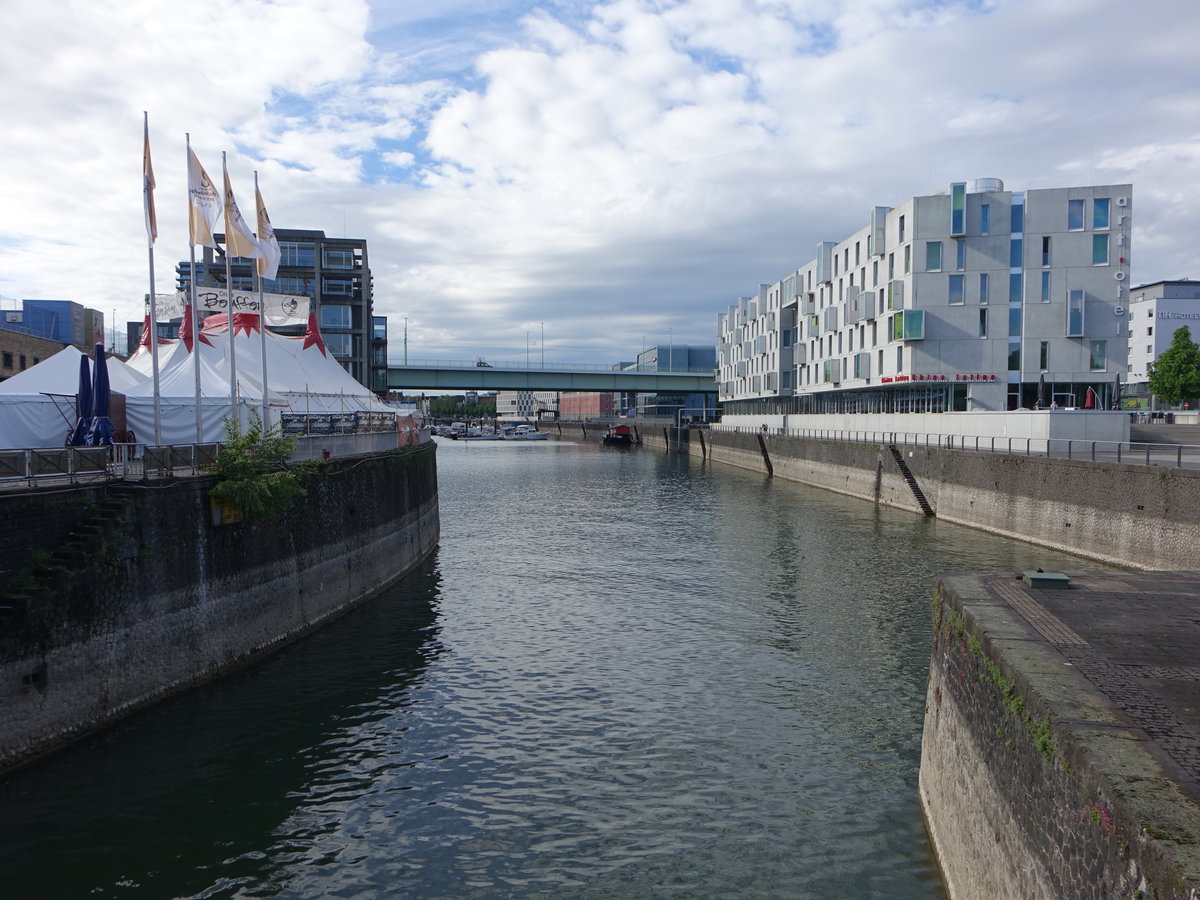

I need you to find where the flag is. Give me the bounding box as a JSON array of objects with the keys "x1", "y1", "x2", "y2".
[
  {"x1": 188, "y1": 148, "x2": 223, "y2": 247},
  {"x1": 223, "y1": 163, "x2": 263, "y2": 260},
  {"x1": 143, "y1": 114, "x2": 157, "y2": 246},
  {"x1": 255, "y1": 183, "x2": 281, "y2": 281}
]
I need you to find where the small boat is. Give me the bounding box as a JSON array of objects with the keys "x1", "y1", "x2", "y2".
[
  {"x1": 603, "y1": 424, "x2": 633, "y2": 447},
  {"x1": 506, "y1": 424, "x2": 549, "y2": 441}
]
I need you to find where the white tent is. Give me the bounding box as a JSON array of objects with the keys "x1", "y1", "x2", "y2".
[
  {"x1": 123, "y1": 314, "x2": 394, "y2": 443},
  {"x1": 0, "y1": 346, "x2": 150, "y2": 449}
]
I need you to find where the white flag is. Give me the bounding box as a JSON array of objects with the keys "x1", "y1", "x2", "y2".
[
  {"x1": 187, "y1": 148, "x2": 223, "y2": 248},
  {"x1": 223, "y1": 164, "x2": 263, "y2": 260},
  {"x1": 255, "y1": 184, "x2": 281, "y2": 281},
  {"x1": 143, "y1": 114, "x2": 157, "y2": 247}
]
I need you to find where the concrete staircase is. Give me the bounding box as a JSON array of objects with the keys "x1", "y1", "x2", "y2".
[{"x1": 889, "y1": 447, "x2": 935, "y2": 516}]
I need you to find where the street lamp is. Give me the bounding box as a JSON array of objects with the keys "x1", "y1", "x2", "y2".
[{"x1": 540, "y1": 322, "x2": 544, "y2": 367}]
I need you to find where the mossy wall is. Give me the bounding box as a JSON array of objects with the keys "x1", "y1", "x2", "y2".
[{"x1": 0, "y1": 444, "x2": 440, "y2": 772}]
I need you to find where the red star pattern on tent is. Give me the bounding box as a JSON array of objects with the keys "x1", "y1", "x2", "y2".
[
  {"x1": 137, "y1": 315, "x2": 172, "y2": 351},
  {"x1": 179, "y1": 305, "x2": 214, "y2": 352},
  {"x1": 302, "y1": 312, "x2": 327, "y2": 356}
]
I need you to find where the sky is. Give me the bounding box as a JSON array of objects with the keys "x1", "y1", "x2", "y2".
[{"x1": 1, "y1": 0, "x2": 1198, "y2": 367}]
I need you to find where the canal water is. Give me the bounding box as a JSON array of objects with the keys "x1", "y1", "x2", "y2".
[{"x1": 0, "y1": 439, "x2": 1110, "y2": 898}]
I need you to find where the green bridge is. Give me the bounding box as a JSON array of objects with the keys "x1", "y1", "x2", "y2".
[{"x1": 386, "y1": 360, "x2": 717, "y2": 393}]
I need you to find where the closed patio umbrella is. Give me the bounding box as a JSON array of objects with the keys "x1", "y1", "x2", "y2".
[
  {"x1": 87, "y1": 343, "x2": 114, "y2": 447},
  {"x1": 70, "y1": 353, "x2": 92, "y2": 446}
]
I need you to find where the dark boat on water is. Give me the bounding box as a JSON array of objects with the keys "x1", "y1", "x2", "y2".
[{"x1": 603, "y1": 424, "x2": 633, "y2": 447}]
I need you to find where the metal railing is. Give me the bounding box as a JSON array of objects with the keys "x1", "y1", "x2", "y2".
[
  {"x1": 390, "y1": 358, "x2": 713, "y2": 374},
  {"x1": 0, "y1": 429, "x2": 434, "y2": 489},
  {"x1": 710, "y1": 424, "x2": 1200, "y2": 469}
]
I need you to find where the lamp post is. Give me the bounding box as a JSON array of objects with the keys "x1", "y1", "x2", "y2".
[
  {"x1": 403, "y1": 315, "x2": 408, "y2": 365},
  {"x1": 540, "y1": 322, "x2": 544, "y2": 367},
  {"x1": 526, "y1": 331, "x2": 530, "y2": 367}
]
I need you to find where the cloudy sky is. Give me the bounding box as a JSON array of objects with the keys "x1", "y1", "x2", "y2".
[{"x1": 1, "y1": 0, "x2": 1197, "y2": 366}]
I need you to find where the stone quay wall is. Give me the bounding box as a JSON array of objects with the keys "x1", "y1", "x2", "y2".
[
  {"x1": 919, "y1": 575, "x2": 1198, "y2": 899},
  {"x1": 0, "y1": 444, "x2": 440, "y2": 773},
  {"x1": 658, "y1": 427, "x2": 1199, "y2": 571}
]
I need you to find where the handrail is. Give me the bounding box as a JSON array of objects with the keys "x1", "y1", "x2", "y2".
[{"x1": 708, "y1": 424, "x2": 1200, "y2": 470}]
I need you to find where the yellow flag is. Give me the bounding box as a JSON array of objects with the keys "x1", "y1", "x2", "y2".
[
  {"x1": 223, "y1": 165, "x2": 263, "y2": 259},
  {"x1": 143, "y1": 114, "x2": 157, "y2": 246},
  {"x1": 188, "y1": 148, "x2": 222, "y2": 247}
]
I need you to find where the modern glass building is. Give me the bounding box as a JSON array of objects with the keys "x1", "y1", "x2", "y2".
[
  {"x1": 717, "y1": 179, "x2": 1133, "y2": 414},
  {"x1": 176, "y1": 229, "x2": 387, "y2": 393}
]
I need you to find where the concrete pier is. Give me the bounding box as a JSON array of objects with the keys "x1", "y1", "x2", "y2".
[{"x1": 919, "y1": 571, "x2": 1200, "y2": 899}]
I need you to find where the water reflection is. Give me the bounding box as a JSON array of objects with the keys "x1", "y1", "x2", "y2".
[{"x1": 0, "y1": 440, "x2": 1113, "y2": 899}]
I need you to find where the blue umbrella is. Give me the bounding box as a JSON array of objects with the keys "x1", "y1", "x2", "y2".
[
  {"x1": 87, "y1": 342, "x2": 114, "y2": 447},
  {"x1": 69, "y1": 352, "x2": 92, "y2": 446}
]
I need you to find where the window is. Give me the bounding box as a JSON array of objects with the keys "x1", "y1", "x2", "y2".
[
  {"x1": 950, "y1": 182, "x2": 966, "y2": 236},
  {"x1": 956, "y1": 240, "x2": 966, "y2": 270},
  {"x1": 1009, "y1": 238, "x2": 1023, "y2": 267},
  {"x1": 1042, "y1": 236, "x2": 1051, "y2": 267},
  {"x1": 872, "y1": 260, "x2": 879, "y2": 285},
  {"x1": 1008, "y1": 340, "x2": 1020, "y2": 371},
  {"x1": 1009, "y1": 306, "x2": 1022, "y2": 336},
  {"x1": 278, "y1": 241, "x2": 315, "y2": 267},
  {"x1": 888, "y1": 253, "x2": 895, "y2": 279},
  {"x1": 980, "y1": 204, "x2": 990, "y2": 235},
  {"x1": 948, "y1": 274, "x2": 965, "y2": 305},
  {"x1": 1094, "y1": 198, "x2": 1110, "y2": 229},
  {"x1": 904, "y1": 245, "x2": 911, "y2": 274},
  {"x1": 1067, "y1": 289, "x2": 1085, "y2": 337},
  {"x1": 926, "y1": 241, "x2": 943, "y2": 271},
  {"x1": 320, "y1": 305, "x2": 352, "y2": 329},
  {"x1": 979, "y1": 309, "x2": 988, "y2": 338},
  {"x1": 1, "y1": 351, "x2": 11, "y2": 369},
  {"x1": 1011, "y1": 202, "x2": 1024, "y2": 233},
  {"x1": 323, "y1": 278, "x2": 354, "y2": 296},
  {"x1": 1041, "y1": 271, "x2": 1051, "y2": 302},
  {"x1": 1009, "y1": 273, "x2": 1023, "y2": 303},
  {"x1": 1068, "y1": 199, "x2": 1085, "y2": 230},
  {"x1": 855, "y1": 241, "x2": 861, "y2": 265},
  {"x1": 1092, "y1": 234, "x2": 1109, "y2": 265},
  {"x1": 1039, "y1": 341, "x2": 1049, "y2": 370},
  {"x1": 899, "y1": 215, "x2": 905, "y2": 242},
  {"x1": 979, "y1": 273, "x2": 990, "y2": 305},
  {"x1": 19, "y1": 354, "x2": 26, "y2": 370},
  {"x1": 1090, "y1": 340, "x2": 1107, "y2": 371},
  {"x1": 322, "y1": 249, "x2": 356, "y2": 269},
  {"x1": 891, "y1": 310, "x2": 925, "y2": 341},
  {"x1": 1147, "y1": 326, "x2": 1153, "y2": 336}
]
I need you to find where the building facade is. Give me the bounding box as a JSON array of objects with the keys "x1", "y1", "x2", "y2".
[
  {"x1": 1125, "y1": 279, "x2": 1200, "y2": 391},
  {"x1": 177, "y1": 229, "x2": 386, "y2": 393},
  {"x1": 4, "y1": 300, "x2": 104, "y2": 350},
  {"x1": 718, "y1": 179, "x2": 1133, "y2": 414}
]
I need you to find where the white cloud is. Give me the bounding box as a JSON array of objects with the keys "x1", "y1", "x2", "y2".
[{"x1": 1, "y1": 0, "x2": 1198, "y2": 365}]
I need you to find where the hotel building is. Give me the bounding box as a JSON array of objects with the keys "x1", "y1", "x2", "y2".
[
  {"x1": 717, "y1": 179, "x2": 1133, "y2": 416},
  {"x1": 1125, "y1": 279, "x2": 1200, "y2": 392}
]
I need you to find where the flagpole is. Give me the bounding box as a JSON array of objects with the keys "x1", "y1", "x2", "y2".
[
  {"x1": 255, "y1": 171, "x2": 269, "y2": 429},
  {"x1": 143, "y1": 112, "x2": 162, "y2": 445},
  {"x1": 222, "y1": 152, "x2": 239, "y2": 432},
  {"x1": 187, "y1": 133, "x2": 203, "y2": 443}
]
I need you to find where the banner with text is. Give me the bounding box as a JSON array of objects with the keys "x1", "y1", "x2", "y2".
[{"x1": 156, "y1": 288, "x2": 310, "y2": 326}]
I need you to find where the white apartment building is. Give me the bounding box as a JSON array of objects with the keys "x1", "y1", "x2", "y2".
[
  {"x1": 718, "y1": 179, "x2": 1133, "y2": 415},
  {"x1": 1126, "y1": 280, "x2": 1200, "y2": 389},
  {"x1": 496, "y1": 389, "x2": 559, "y2": 421}
]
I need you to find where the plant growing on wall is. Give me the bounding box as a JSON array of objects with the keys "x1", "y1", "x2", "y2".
[
  {"x1": 208, "y1": 413, "x2": 312, "y2": 519},
  {"x1": 1147, "y1": 327, "x2": 1200, "y2": 408}
]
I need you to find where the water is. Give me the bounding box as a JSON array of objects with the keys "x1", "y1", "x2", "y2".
[{"x1": 0, "y1": 438, "x2": 1112, "y2": 898}]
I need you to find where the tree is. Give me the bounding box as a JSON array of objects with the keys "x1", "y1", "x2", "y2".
[{"x1": 1148, "y1": 327, "x2": 1200, "y2": 408}]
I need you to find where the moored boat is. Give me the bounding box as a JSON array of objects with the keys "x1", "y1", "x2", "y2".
[{"x1": 603, "y1": 424, "x2": 633, "y2": 447}]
